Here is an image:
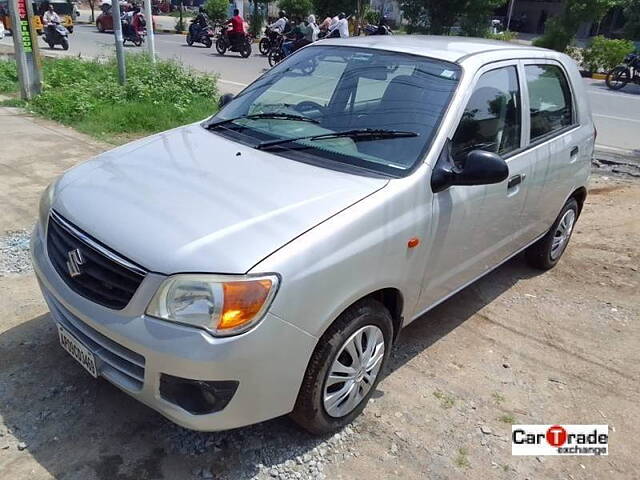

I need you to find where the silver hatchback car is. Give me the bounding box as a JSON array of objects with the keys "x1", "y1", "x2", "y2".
[{"x1": 32, "y1": 36, "x2": 593, "y2": 434}]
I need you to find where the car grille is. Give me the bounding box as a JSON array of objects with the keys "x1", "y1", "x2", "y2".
[
  {"x1": 46, "y1": 291, "x2": 146, "y2": 391},
  {"x1": 46, "y1": 212, "x2": 146, "y2": 310}
]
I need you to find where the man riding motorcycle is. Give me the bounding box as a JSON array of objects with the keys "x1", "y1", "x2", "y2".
[
  {"x1": 268, "y1": 10, "x2": 288, "y2": 34},
  {"x1": 189, "y1": 7, "x2": 209, "y2": 37},
  {"x1": 226, "y1": 8, "x2": 245, "y2": 47}
]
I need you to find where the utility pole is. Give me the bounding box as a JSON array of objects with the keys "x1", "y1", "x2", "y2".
[
  {"x1": 142, "y1": 0, "x2": 155, "y2": 62},
  {"x1": 9, "y1": 0, "x2": 42, "y2": 99},
  {"x1": 111, "y1": 0, "x2": 126, "y2": 84},
  {"x1": 506, "y1": 0, "x2": 516, "y2": 31}
]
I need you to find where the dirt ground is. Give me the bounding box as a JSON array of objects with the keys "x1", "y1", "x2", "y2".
[{"x1": 0, "y1": 114, "x2": 638, "y2": 479}]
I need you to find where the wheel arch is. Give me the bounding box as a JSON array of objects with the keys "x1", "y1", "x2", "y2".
[{"x1": 569, "y1": 186, "x2": 587, "y2": 216}]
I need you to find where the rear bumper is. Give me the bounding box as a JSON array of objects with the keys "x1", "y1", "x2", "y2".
[{"x1": 31, "y1": 223, "x2": 317, "y2": 431}]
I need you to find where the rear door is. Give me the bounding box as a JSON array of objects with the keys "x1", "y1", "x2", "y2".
[
  {"x1": 518, "y1": 60, "x2": 586, "y2": 240},
  {"x1": 419, "y1": 62, "x2": 530, "y2": 310}
]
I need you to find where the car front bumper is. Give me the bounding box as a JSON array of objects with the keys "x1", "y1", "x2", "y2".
[{"x1": 30, "y1": 224, "x2": 317, "y2": 431}]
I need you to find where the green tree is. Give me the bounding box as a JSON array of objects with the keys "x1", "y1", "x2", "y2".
[
  {"x1": 279, "y1": 0, "x2": 314, "y2": 19},
  {"x1": 622, "y1": 0, "x2": 640, "y2": 39},
  {"x1": 534, "y1": 0, "x2": 622, "y2": 51},
  {"x1": 312, "y1": 0, "x2": 357, "y2": 20},
  {"x1": 204, "y1": 0, "x2": 229, "y2": 23}
]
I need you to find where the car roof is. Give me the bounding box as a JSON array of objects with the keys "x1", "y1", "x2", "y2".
[{"x1": 316, "y1": 35, "x2": 546, "y2": 64}]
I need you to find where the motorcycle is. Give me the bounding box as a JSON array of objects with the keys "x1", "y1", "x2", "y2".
[
  {"x1": 187, "y1": 22, "x2": 214, "y2": 48},
  {"x1": 606, "y1": 53, "x2": 640, "y2": 91},
  {"x1": 259, "y1": 26, "x2": 280, "y2": 55},
  {"x1": 215, "y1": 28, "x2": 251, "y2": 58},
  {"x1": 44, "y1": 21, "x2": 69, "y2": 50},
  {"x1": 267, "y1": 33, "x2": 285, "y2": 67},
  {"x1": 122, "y1": 25, "x2": 146, "y2": 46},
  {"x1": 363, "y1": 24, "x2": 392, "y2": 35}
]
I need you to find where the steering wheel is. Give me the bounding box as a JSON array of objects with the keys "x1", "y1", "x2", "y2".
[{"x1": 295, "y1": 101, "x2": 325, "y2": 115}]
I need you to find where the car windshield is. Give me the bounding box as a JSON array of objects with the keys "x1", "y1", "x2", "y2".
[{"x1": 206, "y1": 46, "x2": 461, "y2": 176}]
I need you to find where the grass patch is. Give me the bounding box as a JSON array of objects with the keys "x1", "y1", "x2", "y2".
[
  {"x1": 0, "y1": 98, "x2": 27, "y2": 107},
  {"x1": 454, "y1": 447, "x2": 470, "y2": 468},
  {"x1": 499, "y1": 413, "x2": 516, "y2": 424},
  {"x1": 492, "y1": 392, "x2": 505, "y2": 405},
  {"x1": 433, "y1": 390, "x2": 455, "y2": 409},
  {"x1": 0, "y1": 54, "x2": 218, "y2": 144},
  {"x1": 0, "y1": 59, "x2": 18, "y2": 93}
]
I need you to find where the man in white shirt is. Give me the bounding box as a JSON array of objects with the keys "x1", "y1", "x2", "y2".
[
  {"x1": 269, "y1": 11, "x2": 288, "y2": 33},
  {"x1": 43, "y1": 4, "x2": 61, "y2": 25},
  {"x1": 328, "y1": 12, "x2": 349, "y2": 38}
]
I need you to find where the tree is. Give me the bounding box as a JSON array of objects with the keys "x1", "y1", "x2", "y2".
[
  {"x1": 87, "y1": 0, "x2": 96, "y2": 23},
  {"x1": 312, "y1": 0, "x2": 357, "y2": 20},
  {"x1": 278, "y1": 0, "x2": 314, "y2": 19},
  {"x1": 400, "y1": 0, "x2": 507, "y2": 35},
  {"x1": 204, "y1": 0, "x2": 229, "y2": 23},
  {"x1": 622, "y1": 0, "x2": 640, "y2": 39},
  {"x1": 534, "y1": 0, "x2": 623, "y2": 51}
]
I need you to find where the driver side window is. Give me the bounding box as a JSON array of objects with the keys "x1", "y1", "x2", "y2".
[{"x1": 451, "y1": 66, "x2": 521, "y2": 163}]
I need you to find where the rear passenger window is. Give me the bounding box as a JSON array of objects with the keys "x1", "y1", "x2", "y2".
[
  {"x1": 525, "y1": 65, "x2": 573, "y2": 140},
  {"x1": 451, "y1": 66, "x2": 521, "y2": 162}
]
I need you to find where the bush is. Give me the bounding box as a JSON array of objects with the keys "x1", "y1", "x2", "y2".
[
  {"x1": 25, "y1": 54, "x2": 217, "y2": 142},
  {"x1": 204, "y1": 0, "x2": 229, "y2": 23},
  {"x1": 582, "y1": 36, "x2": 635, "y2": 72},
  {"x1": 484, "y1": 30, "x2": 518, "y2": 42},
  {"x1": 364, "y1": 8, "x2": 380, "y2": 25},
  {"x1": 533, "y1": 17, "x2": 574, "y2": 51},
  {"x1": 0, "y1": 59, "x2": 18, "y2": 93}
]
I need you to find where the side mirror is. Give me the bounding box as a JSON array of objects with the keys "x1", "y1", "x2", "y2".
[
  {"x1": 218, "y1": 93, "x2": 234, "y2": 109},
  {"x1": 431, "y1": 143, "x2": 509, "y2": 193}
]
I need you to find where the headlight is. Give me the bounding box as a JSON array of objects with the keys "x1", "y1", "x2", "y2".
[
  {"x1": 146, "y1": 274, "x2": 279, "y2": 336},
  {"x1": 38, "y1": 181, "x2": 56, "y2": 230}
]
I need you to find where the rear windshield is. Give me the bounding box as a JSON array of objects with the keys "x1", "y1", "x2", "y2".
[{"x1": 208, "y1": 46, "x2": 461, "y2": 176}]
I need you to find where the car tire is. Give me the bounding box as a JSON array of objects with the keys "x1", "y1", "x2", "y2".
[
  {"x1": 525, "y1": 198, "x2": 579, "y2": 270},
  {"x1": 96, "y1": 20, "x2": 104, "y2": 33},
  {"x1": 290, "y1": 299, "x2": 393, "y2": 435}
]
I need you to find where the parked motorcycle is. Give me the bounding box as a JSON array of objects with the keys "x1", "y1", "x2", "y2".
[
  {"x1": 606, "y1": 53, "x2": 640, "y2": 91},
  {"x1": 44, "y1": 21, "x2": 69, "y2": 50},
  {"x1": 215, "y1": 29, "x2": 251, "y2": 58}
]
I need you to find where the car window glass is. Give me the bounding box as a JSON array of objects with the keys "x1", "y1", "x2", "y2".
[
  {"x1": 451, "y1": 66, "x2": 521, "y2": 162},
  {"x1": 525, "y1": 64, "x2": 573, "y2": 140},
  {"x1": 353, "y1": 65, "x2": 415, "y2": 105}
]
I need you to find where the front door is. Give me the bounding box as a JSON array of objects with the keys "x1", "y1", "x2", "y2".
[{"x1": 418, "y1": 63, "x2": 530, "y2": 311}]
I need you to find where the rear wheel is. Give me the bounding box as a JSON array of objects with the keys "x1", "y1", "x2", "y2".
[
  {"x1": 258, "y1": 37, "x2": 270, "y2": 55},
  {"x1": 606, "y1": 66, "x2": 629, "y2": 90},
  {"x1": 203, "y1": 36, "x2": 212, "y2": 48},
  {"x1": 525, "y1": 198, "x2": 578, "y2": 270},
  {"x1": 290, "y1": 299, "x2": 392, "y2": 434},
  {"x1": 268, "y1": 48, "x2": 283, "y2": 67},
  {"x1": 239, "y1": 41, "x2": 251, "y2": 58},
  {"x1": 61, "y1": 38, "x2": 69, "y2": 50},
  {"x1": 215, "y1": 38, "x2": 226, "y2": 55}
]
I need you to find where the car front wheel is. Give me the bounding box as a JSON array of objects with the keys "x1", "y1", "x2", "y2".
[
  {"x1": 291, "y1": 299, "x2": 393, "y2": 434},
  {"x1": 526, "y1": 197, "x2": 579, "y2": 270}
]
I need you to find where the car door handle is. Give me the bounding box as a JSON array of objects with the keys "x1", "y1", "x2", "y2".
[
  {"x1": 507, "y1": 174, "x2": 524, "y2": 189},
  {"x1": 570, "y1": 146, "x2": 579, "y2": 157}
]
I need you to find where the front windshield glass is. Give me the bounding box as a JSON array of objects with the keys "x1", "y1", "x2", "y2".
[{"x1": 207, "y1": 46, "x2": 461, "y2": 176}]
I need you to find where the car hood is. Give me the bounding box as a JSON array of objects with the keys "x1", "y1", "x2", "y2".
[{"x1": 53, "y1": 124, "x2": 388, "y2": 274}]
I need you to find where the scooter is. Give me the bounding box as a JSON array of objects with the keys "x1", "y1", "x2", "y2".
[
  {"x1": 186, "y1": 22, "x2": 214, "y2": 48},
  {"x1": 44, "y1": 21, "x2": 69, "y2": 50},
  {"x1": 123, "y1": 25, "x2": 146, "y2": 46}
]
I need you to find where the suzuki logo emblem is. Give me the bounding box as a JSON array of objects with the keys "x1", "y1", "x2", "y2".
[{"x1": 66, "y1": 249, "x2": 84, "y2": 277}]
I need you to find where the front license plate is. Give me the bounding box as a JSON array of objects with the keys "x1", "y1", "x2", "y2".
[{"x1": 57, "y1": 324, "x2": 98, "y2": 378}]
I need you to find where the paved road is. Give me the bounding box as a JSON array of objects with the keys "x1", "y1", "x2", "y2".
[{"x1": 2, "y1": 26, "x2": 640, "y2": 155}]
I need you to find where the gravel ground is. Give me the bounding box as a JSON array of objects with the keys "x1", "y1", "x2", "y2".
[{"x1": 0, "y1": 230, "x2": 32, "y2": 275}]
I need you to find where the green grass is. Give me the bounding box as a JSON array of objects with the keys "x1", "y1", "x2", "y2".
[
  {"x1": 499, "y1": 413, "x2": 516, "y2": 424},
  {"x1": 492, "y1": 392, "x2": 506, "y2": 405},
  {"x1": 0, "y1": 54, "x2": 218, "y2": 144},
  {"x1": 0, "y1": 59, "x2": 18, "y2": 93},
  {"x1": 433, "y1": 390, "x2": 456, "y2": 409},
  {"x1": 454, "y1": 447, "x2": 470, "y2": 468},
  {"x1": 0, "y1": 98, "x2": 27, "y2": 107}
]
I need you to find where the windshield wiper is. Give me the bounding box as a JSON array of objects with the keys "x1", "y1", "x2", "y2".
[
  {"x1": 255, "y1": 128, "x2": 419, "y2": 150},
  {"x1": 205, "y1": 112, "x2": 319, "y2": 129}
]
